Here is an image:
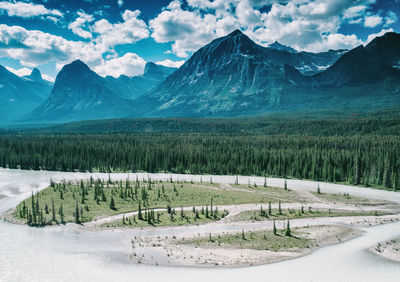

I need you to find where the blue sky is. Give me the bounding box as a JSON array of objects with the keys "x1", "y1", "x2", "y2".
[{"x1": 0, "y1": 0, "x2": 399, "y2": 81}]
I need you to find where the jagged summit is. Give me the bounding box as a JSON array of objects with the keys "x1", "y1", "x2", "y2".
[
  {"x1": 268, "y1": 41, "x2": 297, "y2": 53},
  {"x1": 143, "y1": 62, "x2": 176, "y2": 80},
  {"x1": 29, "y1": 68, "x2": 43, "y2": 81},
  {"x1": 227, "y1": 29, "x2": 243, "y2": 36}
]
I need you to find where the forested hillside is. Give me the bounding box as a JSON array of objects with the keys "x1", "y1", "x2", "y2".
[{"x1": 0, "y1": 134, "x2": 398, "y2": 190}]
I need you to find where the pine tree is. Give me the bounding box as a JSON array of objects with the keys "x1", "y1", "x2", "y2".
[
  {"x1": 383, "y1": 155, "x2": 392, "y2": 188},
  {"x1": 278, "y1": 200, "x2": 282, "y2": 215},
  {"x1": 264, "y1": 177, "x2": 267, "y2": 187},
  {"x1": 110, "y1": 196, "x2": 116, "y2": 210},
  {"x1": 273, "y1": 220, "x2": 277, "y2": 235},
  {"x1": 285, "y1": 219, "x2": 291, "y2": 236},
  {"x1": 268, "y1": 201, "x2": 272, "y2": 215},
  {"x1": 284, "y1": 178, "x2": 288, "y2": 190},
  {"x1": 59, "y1": 204, "x2": 64, "y2": 223},
  {"x1": 317, "y1": 184, "x2": 321, "y2": 194},
  {"x1": 51, "y1": 197, "x2": 56, "y2": 222},
  {"x1": 75, "y1": 200, "x2": 80, "y2": 224},
  {"x1": 138, "y1": 200, "x2": 143, "y2": 220}
]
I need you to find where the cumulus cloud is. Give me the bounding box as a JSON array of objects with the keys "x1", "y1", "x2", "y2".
[
  {"x1": 365, "y1": 28, "x2": 394, "y2": 44},
  {"x1": 92, "y1": 9, "x2": 149, "y2": 49},
  {"x1": 0, "y1": 24, "x2": 104, "y2": 67},
  {"x1": 149, "y1": 0, "x2": 385, "y2": 55},
  {"x1": 385, "y1": 11, "x2": 398, "y2": 26},
  {"x1": 5, "y1": 65, "x2": 55, "y2": 82},
  {"x1": 5, "y1": 65, "x2": 32, "y2": 77},
  {"x1": 0, "y1": 1, "x2": 62, "y2": 18},
  {"x1": 118, "y1": 0, "x2": 124, "y2": 7},
  {"x1": 68, "y1": 11, "x2": 94, "y2": 39},
  {"x1": 150, "y1": 0, "x2": 237, "y2": 57},
  {"x1": 364, "y1": 15, "x2": 383, "y2": 27},
  {"x1": 93, "y1": 52, "x2": 146, "y2": 77},
  {"x1": 0, "y1": 7, "x2": 151, "y2": 78},
  {"x1": 155, "y1": 59, "x2": 184, "y2": 68}
]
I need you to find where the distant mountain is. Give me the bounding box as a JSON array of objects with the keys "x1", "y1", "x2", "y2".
[
  {"x1": 131, "y1": 30, "x2": 400, "y2": 118},
  {"x1": 105, "y1": 62, "x2": 176, "y2": 100},
  {"x1": 131, "y1": 30, "x2": 345, "y2": 117},
  {"x1": 26, "y1": 60, "x2": 136, "y2": 123},
  {"x1": 268, "y1": 41, "x2": 298, "y2": 53},
  {"x1": 0, "y1": 66, "x2": 52, "y2": 122},
  {"x1": 287, "y1": 32, "x2": 400, "y2": 88}
]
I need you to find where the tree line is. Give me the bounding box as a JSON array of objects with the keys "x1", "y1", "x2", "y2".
[{"x1": 1, "y1": 134, "x2": 399, "y2": 189}]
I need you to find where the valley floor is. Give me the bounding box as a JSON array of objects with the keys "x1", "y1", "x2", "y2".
[{"x1": 6, "y1": 173, "x2": 400, "y2": 267}]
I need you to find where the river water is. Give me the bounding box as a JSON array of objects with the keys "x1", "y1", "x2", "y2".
[{"x1": 0, "y1": 169, "x2": 399, "y2": 282}]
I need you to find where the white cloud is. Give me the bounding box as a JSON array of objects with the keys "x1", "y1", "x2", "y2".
[
  {"x1": 149, "y1": 0, "x2": 378, "y2": 55},
  {"x1": 385, "y1": 11, "x2": 398, "y2": 26},
  {"x1": 0, "y1": 24, "x2": 104, "y2": 67},
  {"x1": 93, "y1": 52, "x2": 146, "y2": 77},
  {"x1": 155, "y1": 59, "x2": 184, "y2": 68},
  {"x1": 118, "y1": 0, "x2": 124, "y2": 7},
  {"x1": 364, "y1": 15, "x2": 383, "y2": 27},
  {"x1": 68, "y1": 11, "x2": 94, "y2": 39},
  {"x1": 5, "y1": 65, "x2": 32, "y2": 77},
  {"x1": 150, "y1": 0, "x2": 237, "y2": 57},
  {"x1": 343, "y1": 5, "x2": 367, "y2": 21},
  {"x1": 42, "y1": 73, "x2": 55, "y2": 82},
  {"x1": 365, "y1": 28, "x2": 394, "y2": 45},
  {"x1": 0, "y1": 1, "x2": 62, "y2": 18},
  {"x1": 93, "y1": 9, "x2": 149, "y2": 49},
  {"x1": 4, "y1": 65, "x2": 55, "y2": 82}
]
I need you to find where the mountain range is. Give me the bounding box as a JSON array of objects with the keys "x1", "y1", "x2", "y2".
[
  {"x1": 23, "y1": 60, "x2": 176, "y2": 123},
  {"x1": 0, "y1": 67, "x2": 52, "y2": 122},
  {"x1": 132, "y1": 30, "x2": 400, "y2": 118},
  {"x1": 2, "y1": 29, "x2": 400, "y2": 124}
]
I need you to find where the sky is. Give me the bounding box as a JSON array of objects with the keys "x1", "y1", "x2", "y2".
[{"x1": 0, "y1": 0, "x2": 399, "y2": 82}]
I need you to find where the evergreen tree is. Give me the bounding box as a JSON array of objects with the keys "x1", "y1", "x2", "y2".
[
  {"x1": 51, "y1": 197, "x2": 56, "y2": 222},
  {"x1": 278, "y1": 200, "x2": 282, "y2": 215},
  {"x1": 59, "y1": 204, "x2": 64, "y2": 223},
  {"x1": 110, "y1": 196, "x2": 116, "y2": 210},
  {"x1": 75, "y1": 201, "x2": 80, "y2": 223},
  {"x1": 138, "y1": 200, "x2": 143, "y2": 220},
  {"x1": 285, "y1": 219, "x2": 291, "y2": 236},
  {"x1": 273, "y1": 220, "x2": 277, "y2": 235}
]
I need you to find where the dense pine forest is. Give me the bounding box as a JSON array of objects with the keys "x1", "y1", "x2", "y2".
[{"x1": 0, "y1": 132, "x2": 398, "y2": 190}]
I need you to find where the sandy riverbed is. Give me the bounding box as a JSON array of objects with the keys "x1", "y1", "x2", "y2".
[{"x1": 370, "y1": 236, "x2": 400, "y2": 263}]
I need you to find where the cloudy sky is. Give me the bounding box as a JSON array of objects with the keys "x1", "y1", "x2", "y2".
[{"x1": 0, "y1": 0, "x2": 399, "y2": 81}]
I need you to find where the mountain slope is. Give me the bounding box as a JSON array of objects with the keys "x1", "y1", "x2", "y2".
[
  {"x1": 105, "y1": 62, "x2": 176, "y2": 100},
  {"x1": 287, "y1": 32, "x2": 400, "y2": 89},
  {"x1": 131, "y1": 30, "x2": 342, "y2": 117},
  {"x1": 0, "y1": 66, "x2": 52, "y2": 122},
  {"x1": 27, "y1": 60, "x2": 136, "y2": 123},
  {"x1": 132, "y1": 30, "x2": 400, "y2": 118}
]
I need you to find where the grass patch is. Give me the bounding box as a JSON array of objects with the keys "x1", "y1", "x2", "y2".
[
  {"x1": 102, "y1": 209, "x2": 229, "y2": 228},
  {"x1": 14, "y1": 178, "x2": 293, "y2": 226},
  {"x1": 311, "y1": 192, "x2": 391, "y2": 206},
  {"x1": 180, "y1": 228, "x2": 312, "y2": 251},
  {"x1": 231, "y1": 207, "x2": 391, "y2": 222}
]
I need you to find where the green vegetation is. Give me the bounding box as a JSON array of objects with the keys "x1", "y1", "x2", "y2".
[
  {"x1": 0, "y1": 134, "x2": 399, "y2": 190},
  {"x1": 231, "y1": 207, "x2": 391, "y2": 222},
  {"x1": 102, "y1": 208, "x2": 229, "y2": 228},
  {"x1": 180, "y1": 228, "x2": 312, "y2": 251},
  {"x1": 28, "y1": 110, "x2": 400, "y2": 135},
  {"x1": 311, "y1": 192, "x2": 391, "y2": 206},
  {"x1": 14, "y1": 179, "x2": 290, "y2": 226}
]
